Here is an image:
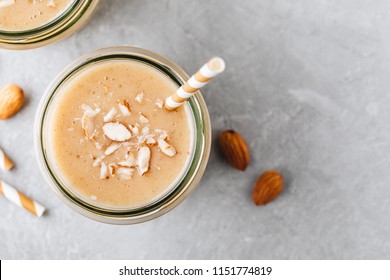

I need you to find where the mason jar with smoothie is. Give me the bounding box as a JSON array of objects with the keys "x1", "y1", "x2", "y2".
[
  {"x1": 35, "y1": 46, "x2": 225, "y2": 224},
  {"x1": 0, "y1": 0, "x2": 98, "y2": 49}
]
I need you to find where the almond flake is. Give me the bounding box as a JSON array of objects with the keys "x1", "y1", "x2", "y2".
[
  {"x1": 139, "y1": 113, "x2": 149, "y2": 124},
  {"x1": 158, "y1": 139, "x2": 176, "y2": 157},
  {"x1": 142, "y1": 126, "x2": 150, "y2": 135},
  {"x1": 117, "y1": 100, "x2": 131, "y2": 116},
  {"x1": 104, "y1": 143, "x2": 121, "y2": 155},
  {"x1": 135, "y1": 92, "x2": 143, "y2": 103},
  {"x1": 103, "y1": 107, "x2": 117, "y2": 122},
  {"x1": 94, "y1": 142, "x2": 103, "y2": 150},
  {"x1": 155, "y1": 129, "x2": 168, "y2": 140},
  {"x1": 47, "y1": 0, "x2": 55, "y2": 7},
  {"x1": 137, "y1": 146, "x2": 151, "y2": 176},
  {"x1": 0, "y1": 0, "x2": 15, "y2": 8},
  {"x1": 129, "y1": 124, "x2": 139, "y2": 136},
  {"x1": 118, "y1": 160, "x2": 136, "y2": 167},
  {"x1": 146, "y1": 137, "x2": 157, "y2": 145},
  {"x1": 100, "y1": 162, "x2": 108, "y2": 179},
  {"x1": 117, "y1": 167, "x2": 134, "y2": 180},
  {"x1": 155, "y1": 99, "x2": 164, "y2": 109},
  {"x1": 81, "y1": 113, "x2": 96, "y2": 139},
  {"x1": 108, "y1": 163, "x2": 117, "y2": 176},
  {"x1": 102, "y1": 122, "x2": 131, "y2": 141},
  {"x1": 93, "y1": 155, "x2": 105, "y2": 167},
  {"x1": 81, "y1": 104, "x2": 100, "y2": 117}
]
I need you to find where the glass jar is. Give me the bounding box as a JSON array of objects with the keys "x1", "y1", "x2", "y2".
[
  {"x1": 34, "y1": 46, "x2": 212, "y2": 224},
  {"x1": 0, "y1": 0, "x2": 99, "y2": 50}
]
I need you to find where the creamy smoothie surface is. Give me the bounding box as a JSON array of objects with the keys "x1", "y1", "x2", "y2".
[
  {"x1": 0, "y1": 0, "x2": 74, "y2": 31},
  {"x1": 48, "y1": 60, "x2": 194, "y2": 208}
]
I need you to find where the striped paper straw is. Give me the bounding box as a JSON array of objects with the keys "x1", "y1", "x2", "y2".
[
  {"x1": 0, "y1": 179, "x2": 45, "y2": 217},
  {"x1": 0, "y1": 148, "x2": 13, "y2": 172},
  {"x1": 165, "y1": 57, "x2": 226, "y2": 111}
]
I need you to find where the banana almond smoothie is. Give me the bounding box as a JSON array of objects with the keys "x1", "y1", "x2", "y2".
[
  {"x1": 47, "y1": 60, "x2": 195, "y2": 209},
  {"x1": 0, "y1": 0, "x2": 74, "y2": 31}
]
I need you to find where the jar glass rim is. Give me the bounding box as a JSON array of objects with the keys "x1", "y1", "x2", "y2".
[
  {"x1": 0, "y1": 0, "x2": 98, "y2": 49},
  {"x1": 34, "y1": 46, "x2": 212, "y2": 224}
]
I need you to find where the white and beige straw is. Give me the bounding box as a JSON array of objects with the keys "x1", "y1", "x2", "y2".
[
  {"x1": 165, "y1": 57, "x2": 226, "y2": 111},
  {"x1": 0, "y1": 179, "x2": 45, "y2": 217},
  {"x1": 0, "y1": 147, "x2": 13, "y2": 172}
]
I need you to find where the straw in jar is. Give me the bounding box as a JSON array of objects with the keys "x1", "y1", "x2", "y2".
[{"x1": 165, "y1": 57, "x2": 226, "y2": 110}]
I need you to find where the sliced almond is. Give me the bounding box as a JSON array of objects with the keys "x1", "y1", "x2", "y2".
[
  {"x1": 155, "y1": 129, "x2": 168, "y2": 140},
  {"x1": 108, "y1": 163, "x2": 117, "y2": 176},
  {"x1": 104, "y1": 142, "x2": 121, "y2": 155},
  {"x1": 103, "y1": 107, "x2": 117, "y2": 122},
  {"x1": 94, "y1": 142, "x2": 103, "y2": 150},
  {"x1": 81, "y1": 113, "x2": 96, "y2": 139},
  {"x1": 135, "y1": 92, "x2": 143, "y2": 103},
  {"x1": 146, "y1": 137, "x2": 157, "y2": 145},
  {"x1": 81, "y1": 104, "x2": 100, "y2": 117},
  {"x1": 47, "y1": 0, "x2": 55, "y2": 7},
  {"x1": 142, "y1": 126, "x2": 149, "y2": 135},
  {"x1": 155, "y1": 99, "x2": 164, "y2": 109},
  {"x1": 93, "y1": 155, "x2": 105, "y2": 167},
  {"x1": 0, "y1": 0, "x2": 15, "y2": 8},
  {"x1": 139, "y1": 113, "x2": 149, "y2": 124},
  {"x1": 137, "y1": 146, "x2": 151, "y2": 176},
  {"x1": 128, "y1": 124, "x2": 139, "y2": 136},
  {"x1": 117, "y1": 100, "x2": 131, "y2": 116},
  {"x1": 99, "y1": 162, "x2": 108, "y2": 179},
  {"x1": 117, "y1": 167, "x2": 134, "y2": 180},
  {"x1": 102, "y1": 122, "x2": 131, "y2": 141},
  {"x1": 158, "y1": 139, "x2": 176, "y2": 157}
]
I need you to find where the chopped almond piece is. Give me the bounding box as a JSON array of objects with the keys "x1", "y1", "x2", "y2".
[
  {"x1": 155, "y1": 99, "x2": 164, "y2": 109},
  {"x1": 137, "y1": 146, "x2": 151, "y2": 176},
  {"x1": 142, "y1": 126, "x2": 149, "y2": 135},
  {"x1": 102, "y1": 122, "x2": 132, "y2": 141},
  {"x1": 104, "y1": 143, "x2": 121, "y2": 155},
  {"x1": 100, "y1": 162, "x2": 108, "y2": 179},
  {"x1": 81, "y1": 104, "x2": 100, "y2": 116},
  {"x1": 0, "y1": 0, "x2": 15, "y2": 8},
  {"x1": 135, "y1": 92, "x2": 143, "y2": 103},
  {"x1": 146, "y1": 137, "x2": 156, "y2": 145},
  {"x1": 158, "y1": 139, "x2": 176, "y2": 157},
  {"x1": 94, "y1": 142, "x2": 103, "y2": 150},
  {"x1": 93, "y1": 155, "x2": 105, "y2": 167},
  {"x1": 108, "y1": 163, "x2": 117, "y2": 176},
  {"x1": 155, "y1": 129, "x2": 168, "y2": 140},
  {"x1": 81, "y1": 113, "x2": 96, "y2": 139},
  {"x1": 117, "y1": 167, "x2": 134, "y2": 180},
  {"x1": 103, "y1": 107, "x2": 117, "y2": 122},
  {"x1": 128, "y1": 124, "x2": 139, "y2": 136},
  {"x1": 139, "y1": 113, "x2": 149, "y2": 124},
  {"x1": 47, "y1": 0, "x2": 55, "y2": 7},
  {"x1": 117, "y1": 100, "x2": 131, "y2": 116}
]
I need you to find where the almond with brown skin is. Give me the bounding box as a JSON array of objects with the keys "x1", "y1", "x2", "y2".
[
  {"x1": 253, "y1": 170, "x2": 284, "y2": 205},
  {"x1": 0, "y1": 84, "x2": 24, "y2": 120},
  {"x1": 218, "y1": 130, "x2": 250, "y2": 171}
]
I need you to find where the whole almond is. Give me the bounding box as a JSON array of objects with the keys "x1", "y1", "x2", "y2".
[
  {"x1": 0, "y1": 84, "x2": 24, "y2": 120},
  {"x1": 218, "y1": 130, "x2": 250, "y2": 171},
  {"x1": 253, "y1": 170, "x2": 283, "y2": 205}
]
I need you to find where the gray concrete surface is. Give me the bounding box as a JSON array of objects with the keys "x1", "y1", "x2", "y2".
[{"x1": 1, "y1": 0, "x2": 390, "y2": 259}]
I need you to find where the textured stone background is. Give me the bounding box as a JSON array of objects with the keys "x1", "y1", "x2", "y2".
[{"x1": 1, "y1": 0, "x2": 390, "y2": 259}]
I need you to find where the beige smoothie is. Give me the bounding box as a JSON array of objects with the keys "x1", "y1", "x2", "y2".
[
  {"x1": 0, "y1": 0, "x2": 74, "y2": 31},
  {"x1": 47, "y1": 60, "x2": 194, "y2": 209}
]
